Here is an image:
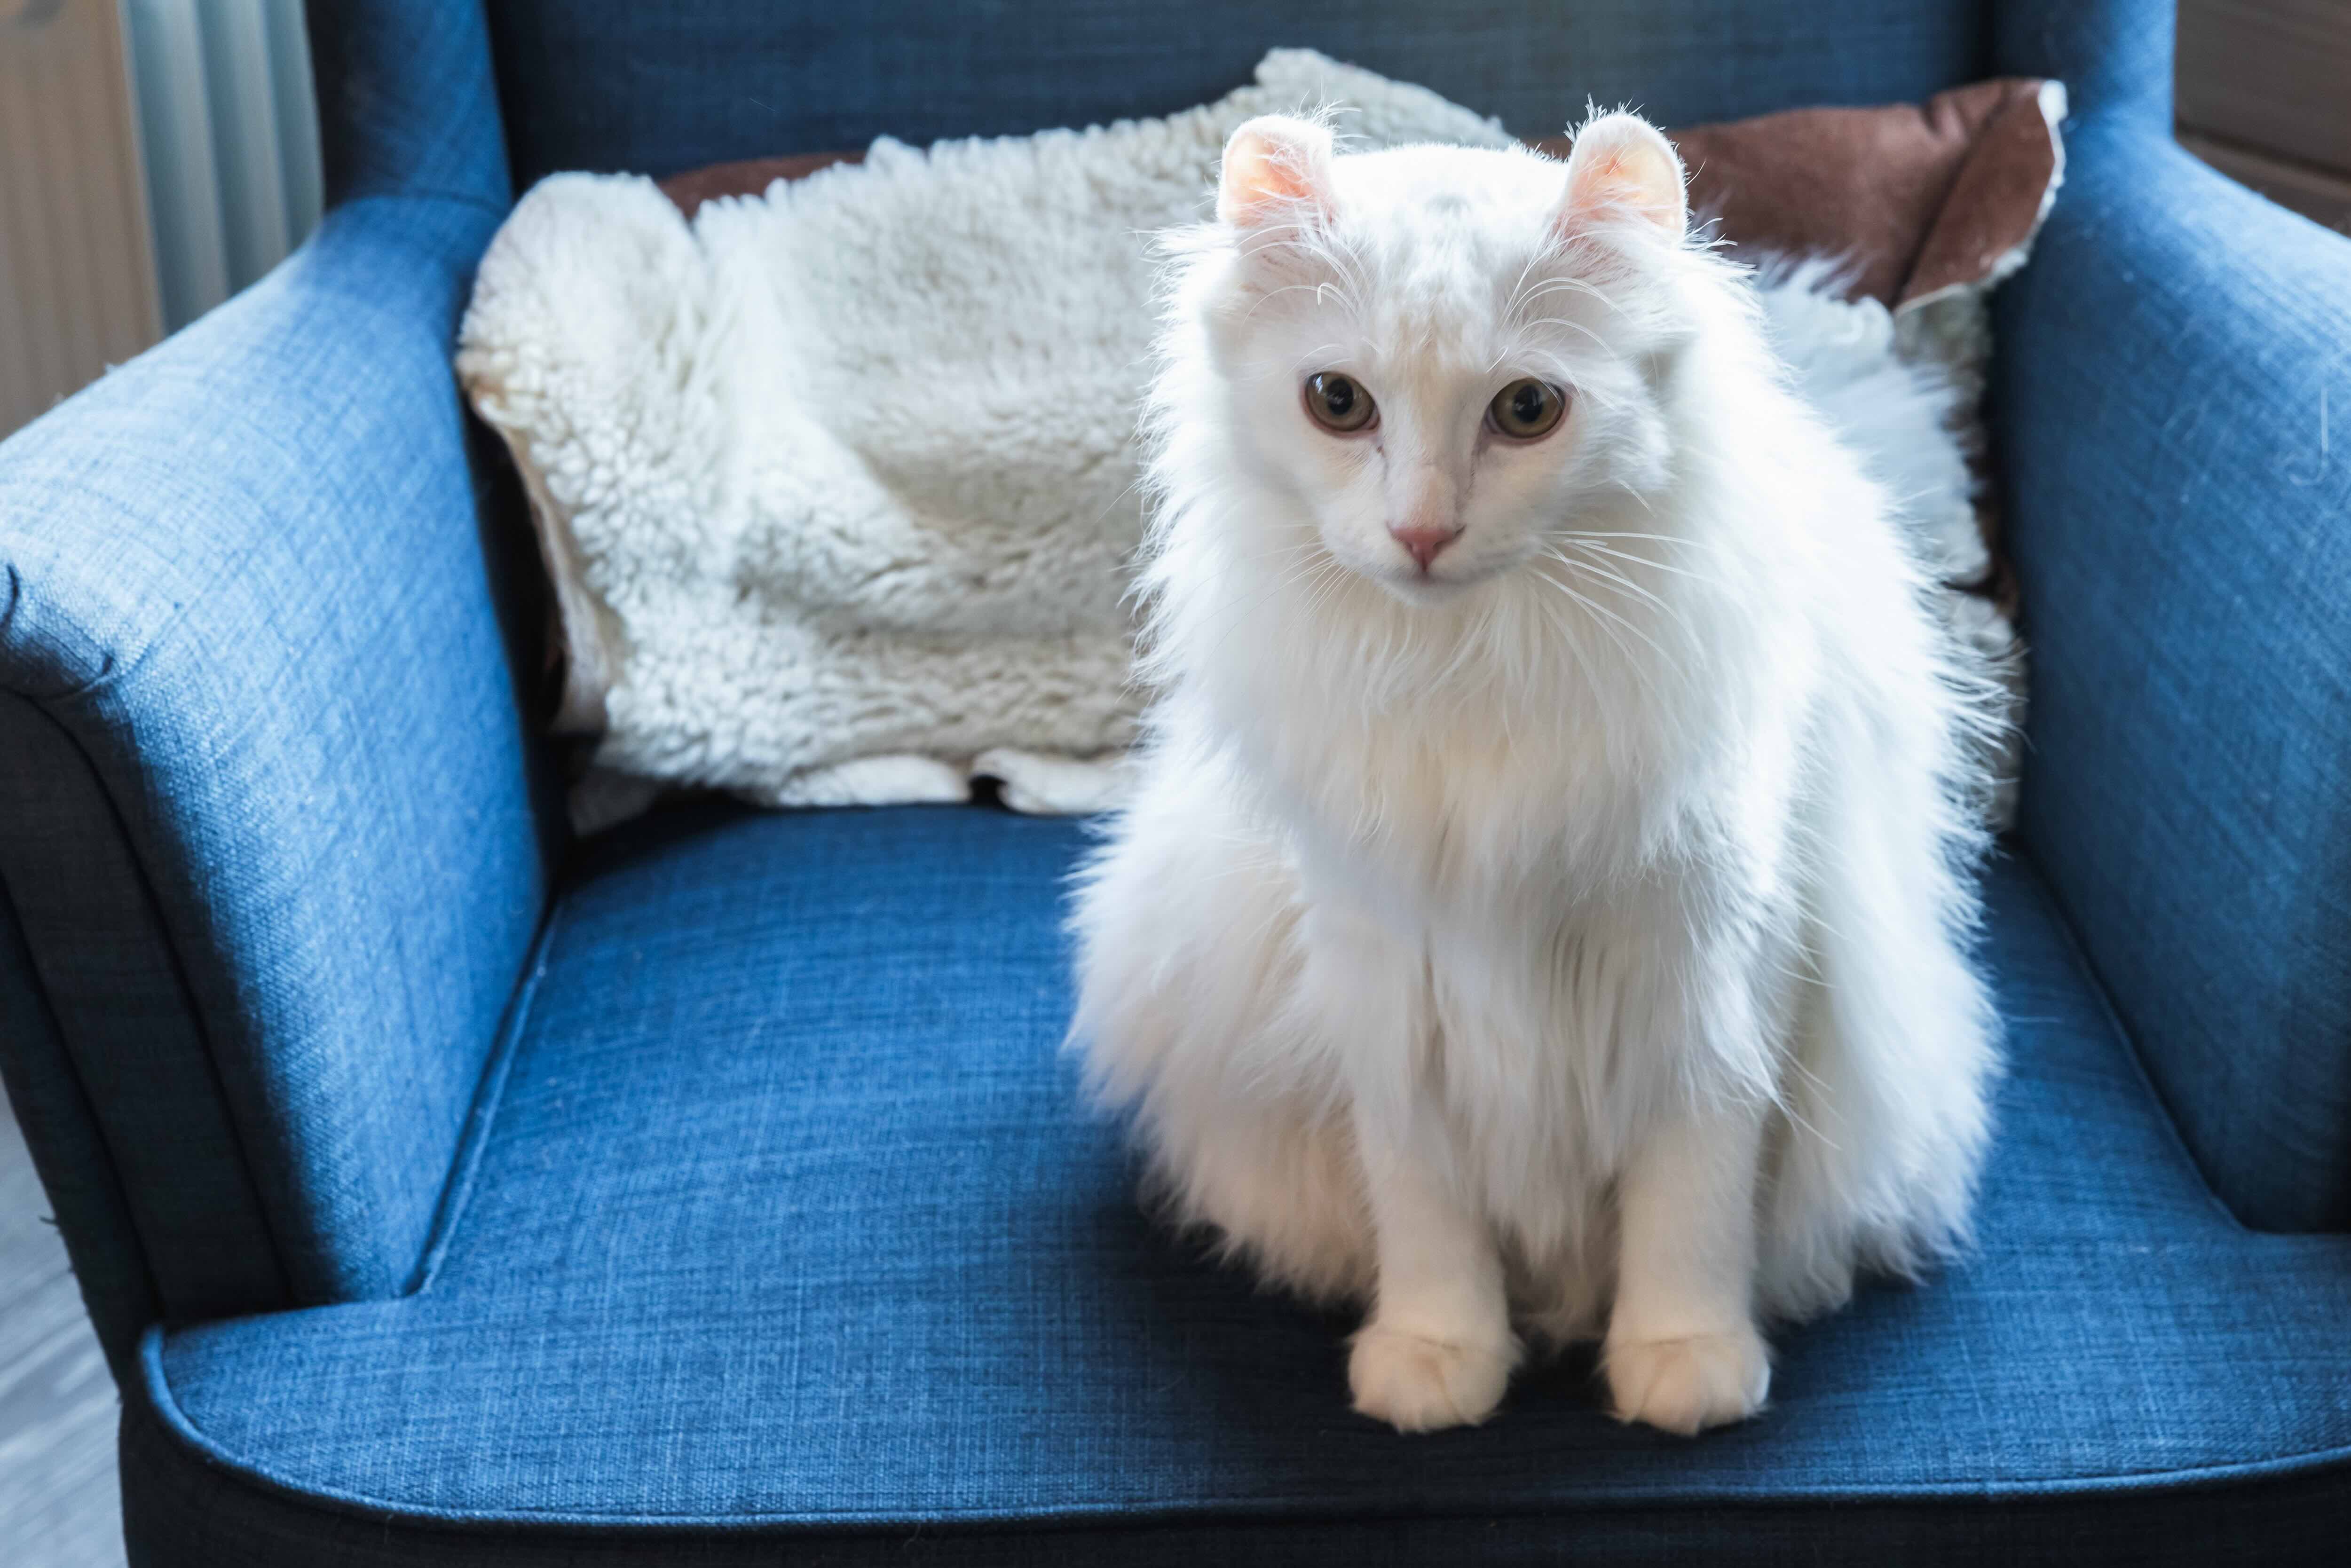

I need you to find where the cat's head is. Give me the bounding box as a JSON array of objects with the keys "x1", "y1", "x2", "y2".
[{"x1": 1164, "y1": 110, "x2": 1703, "y2": 605}]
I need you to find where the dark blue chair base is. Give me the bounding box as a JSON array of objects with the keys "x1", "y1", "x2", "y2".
[{"x1": 118, "y1": 804, "x2": 2351, "y2": 1565}]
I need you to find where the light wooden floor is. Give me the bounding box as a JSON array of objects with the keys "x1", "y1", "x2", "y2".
[{"x1": 0, "y1": 1098, "x2": 126, "y2": 1567}]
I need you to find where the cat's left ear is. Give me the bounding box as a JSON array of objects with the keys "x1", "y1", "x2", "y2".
[
  {"x1": 1558, "y1": 112, "x2": 1687, "y2": 242},
  {"x1": 1218, "y1": 115, "x2": 1337, "y2": 229}
]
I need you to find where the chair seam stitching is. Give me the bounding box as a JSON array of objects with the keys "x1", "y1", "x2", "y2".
[
  {"x1": 403, "y1": 896, "x2": 566, "y2": 1296},
  {"x1": 2006, "y1": 843, "x2": 2251, "y2": 1232}
]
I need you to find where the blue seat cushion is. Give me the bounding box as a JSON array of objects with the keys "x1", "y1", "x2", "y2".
[{"x1": 123, "y1": 804, "x2": 2351, "y2": 1564}]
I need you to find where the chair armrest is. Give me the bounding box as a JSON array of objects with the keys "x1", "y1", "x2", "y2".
[
  {"x1": 0, "y1": 191, "x2": 555, "y2": 1369},
  {"x1": 1994, "y1": 117, "x2": 2351, "y2": 1229}
]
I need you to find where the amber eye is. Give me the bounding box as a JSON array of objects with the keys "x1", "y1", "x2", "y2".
[
  {"x1": 1487, "y1": 378, "x2": 1567, "y2": 440},
  {"x1": 1303, "y1": 372, "x2": 1377, "y2": 433}
]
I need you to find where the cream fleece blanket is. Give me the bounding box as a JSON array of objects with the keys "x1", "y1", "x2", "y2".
[{"x1": 457, "y1": 50, "x2": 2024, "y2": 830}]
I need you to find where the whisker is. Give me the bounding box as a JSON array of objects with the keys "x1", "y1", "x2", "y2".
[
  {"x1": 1529, "y1": 566, "x2": 1690, "y2": 698},
  {"x1": 1554, "y1": 536, "x2": 1728, "y2": 592},
  {"x1": 1538, "y1": 547, "x2": 1691, "y2": 635},
  {"x1": 1529, "y1": 569, "x2": 1662, "y2": 703},
  {"x1": 1511, "y1": 273, "x2": 1632, "y2": 325},
  {"x1": 1542, "y1": 551, "x2": 1712, "y2": 674},
  {"x1": 1609, "y1": 481, "x2": 1657, "y2": 518},
  {"x1": 1553, "y1": 529, "x2": 1710, "y2": 550},
  {"x1": 1509, "y1": 313, "x2": 1615, "y2": 356}
]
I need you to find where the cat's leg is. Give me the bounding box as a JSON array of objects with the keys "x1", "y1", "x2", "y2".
[
  {"x1": 1346, "y1": 1103, "x2": 1521, "y2": 1432},
  {"x1": 1602, "y1": 1091, "x2": 1773, "y2": 1434},
  {"x1": 1294, "y1": 898, "x2": 1519, "y2": 1430}
]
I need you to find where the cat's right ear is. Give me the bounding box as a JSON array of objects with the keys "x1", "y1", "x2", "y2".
[
  {"x1": 1218, "y1": 116, "x2": 1336, "y2": 229},
  {"x1": 1559, "y1": 112, "x2": 1687, "y2": 243}
]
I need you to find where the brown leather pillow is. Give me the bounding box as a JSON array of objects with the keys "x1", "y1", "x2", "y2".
[{"x1": 659, "y1": 78, "x2": 2061, "y2": 311}]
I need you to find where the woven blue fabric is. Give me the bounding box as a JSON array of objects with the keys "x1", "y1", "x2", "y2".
[
  {"x1": 1993, "y1": 0, "x2": 2173, "y2": 126},
  {"x1": 484, "y1": 0, "x2": 1986, "y2": 185},
  {"x1": 125, "y1": 804, "x2": 2351, "y2": 1564},
  {"x1": 1994, "y1": 125, "x2": 2351, "y2": 1229},
  {"x1": 306, "y1": 0, "x2": 510, "y2": 209},
  {"x1": 0, "y1": 868, "x2": 159, "y2": 1383},
  {"x1": 0, "y1": 0, "x2": 550, "y2": 1351},
  {"x1": 5, "y1": 0, "x2": 2350, "y2": 1560}
]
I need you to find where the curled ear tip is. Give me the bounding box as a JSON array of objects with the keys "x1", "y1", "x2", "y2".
[
  {"x1": 1578, "y1": 111, "x2": 1674, "y2": 152},
  {"x1": 1561, "y1": 110, "x2": 1687, "y2": 237},
  {"x1": 1219, "y1": 113, "x2": 1336, "y2": 227},
  {"x1": 1227, "y1": 112, "x2": 1330, "y2": 150}
]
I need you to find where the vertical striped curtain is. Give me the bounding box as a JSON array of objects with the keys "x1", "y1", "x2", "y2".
[
  {"x1": 122, "y1": 0, "x2": 322, "y2": 332},
  {"x1": 1, "y1": 0, "x2": 160, "y2": 434}
]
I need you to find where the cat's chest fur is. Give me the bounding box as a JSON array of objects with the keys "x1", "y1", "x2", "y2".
[
  {"x1": 1231, "y1": 632, "x2": 1772, "y2": 917},
  {"x1": 1223, "y1": 632, "x2": 1804, "y2": 1175}
]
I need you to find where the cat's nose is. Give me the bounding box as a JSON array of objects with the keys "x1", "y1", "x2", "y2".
[{"x1": 1389, "y1": 523, "x2": 1460, "y2": 571}]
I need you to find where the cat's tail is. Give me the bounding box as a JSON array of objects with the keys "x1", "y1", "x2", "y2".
[
  {"x1": 1065, "y1": 748, "x2": 1375, "y2": 1305},
  {"x1": 1758, "y1": 691, "x2": 2002, "y2": 1324}
]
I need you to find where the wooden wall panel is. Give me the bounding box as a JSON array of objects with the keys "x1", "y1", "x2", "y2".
[
  {"x1": 2177, "y1": 0, "x2": 2351, "y2": 232},
  {"x1": 0, "y1": 0, "x2": 163, "y2": 439}
]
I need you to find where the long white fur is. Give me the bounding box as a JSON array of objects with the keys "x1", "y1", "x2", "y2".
[{"x1": 1068, "y1": 112, "x2": 1999, "y2": 1436}]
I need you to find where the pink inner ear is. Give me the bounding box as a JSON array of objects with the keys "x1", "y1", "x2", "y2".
[
  {"x1": 1220, "y1": 125, "x2": 1329, "y2": 228},
  {"x1": 1590, "y1": 150, "x2": 1645, "y2": 199},
  {"x1": 1562, "y1": 123, "x2": 1687, "y2": 238}
]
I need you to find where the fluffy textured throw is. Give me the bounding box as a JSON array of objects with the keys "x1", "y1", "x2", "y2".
[{"x1": 457, "y1": 51, "x2": 2058, "y2": 829}]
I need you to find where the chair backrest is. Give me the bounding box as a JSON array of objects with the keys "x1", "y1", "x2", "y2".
[{"x1": 481, "y1": 1, "x2": 1991, "y2": 188}]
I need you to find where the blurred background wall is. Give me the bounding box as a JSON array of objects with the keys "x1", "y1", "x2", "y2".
[
  {"x1": 119, "y1": 0, "x2": 320, "y2": 332},
  {"x1": 3, "y1": 0, "x2": 319, "y2": 438},
  {"x1": 2176, "y1": 0, "x2": 2351, "y2": 234},
  {"x1": 0, "y1": 2, "x2": 2345, "y2": 431},
  {"x1": 3, "y1": 0, "x2": 160, "y2": 438}
]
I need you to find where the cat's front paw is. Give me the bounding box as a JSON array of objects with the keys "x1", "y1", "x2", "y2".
[
  {"x1": 1603, "y1": 1325, "x2": 1770, "y2": 1435},
  {"x1": 1348, "y1": 1323, "x2": 1519, "y2": 1433}
]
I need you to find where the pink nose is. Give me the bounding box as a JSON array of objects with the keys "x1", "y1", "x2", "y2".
[{"x1": 1389, "y1": 524, "x2": 1460, "y2": 571}]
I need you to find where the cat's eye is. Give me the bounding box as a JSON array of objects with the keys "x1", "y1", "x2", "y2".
[
  {"x1": 1303, "y1": 372, "x2": 1377, "y2": 434},
  {"x1": 1487, "y1": 378, "x2": 1567, "y2": 440}
]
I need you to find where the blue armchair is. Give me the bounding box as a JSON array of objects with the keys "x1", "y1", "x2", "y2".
[{"x1": 3, "y1": 2, "x2": 2347, "y2": 1561}]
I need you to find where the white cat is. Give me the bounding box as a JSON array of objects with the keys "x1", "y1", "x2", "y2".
[{"x1": 1068, "y1": 111, "x2": 1998, "y2": 1436}]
